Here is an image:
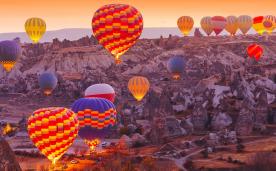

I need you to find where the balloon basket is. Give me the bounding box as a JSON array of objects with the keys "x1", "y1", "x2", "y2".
[{"x1": 115, "y1": 59, "x2": 122, "y2": 64}]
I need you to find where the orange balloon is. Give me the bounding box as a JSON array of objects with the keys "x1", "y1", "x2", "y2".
[{"x1": 128, "y1": 76, "x2": 150, "y2": 101}]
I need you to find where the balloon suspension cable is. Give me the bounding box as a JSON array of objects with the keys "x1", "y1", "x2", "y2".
[{"x1": 115, "y1": 54, "x2": 122, "y2": 64}]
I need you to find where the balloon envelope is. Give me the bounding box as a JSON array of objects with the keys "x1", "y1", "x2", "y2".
[
  {"x1": 253, "y1": 16, "x2": 265, "y2": 35},
  {"x1": 38, "y1": 72, "x2": 58, "y2": 95},
  {"x1": 177, "y1": 16, "x2": 194, "y2": 36},
  {"x1": 0, "y1": 40, "x2": 21, "y2": 72},
  {"x1": 200, "y1": 17, "x2": 213, "y2": 36},
  {"x1": 128, "y1": 76, "x2": 150, "y2": 101},
  {"x1": 167, "y1": 55, "x2": 186, "y2": 80},
  {"x1": 25, "y1": 18, "x2": 46, "y2": 43},
  {"x1": 237, "y1": 15, "x2": 252, "y2": 35},
  {"x1": 211, "y1": 16, "x2": 227, "y2": 36},
  {"x1": 27, "y1": 107, "x2": 78, "y2": 164},
  {"x1": 92, "y1": 4, "x2": 143, "y2": 64},
  {"x1": 225, "y1": 16, "x2": 238, "y2": 35},
  {"x1": 263, "y1": 15, "x2": 276, "y2": 34},
  {"x1": 247, "y1": 44, "x2": 263, "y2": 61},
  {"x1": 71, "y1": 98, "x2": 117, "y2": 148},
  {"x1": 84, "y1": 83, "x2": 115, "y2": 102}
]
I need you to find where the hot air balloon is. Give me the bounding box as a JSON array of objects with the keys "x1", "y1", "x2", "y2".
[
  {"x1": 237, "y1": 15, "x2": 253, "y2": 35},
  {"x1": 247, "y1": 44, "x2": 263, "y2": 61},
  {"x1": 38, "y1": 72, "x2": 58, "y2": 96},
  {"x1": 71, "y1": 98, "x2": 117, "y2": 150},
  {"x1": 167, "y1": 55, "x2": 186, "y2": 80},
  {"x1": 177, "y1": 16, "x2": 194, "y2": 36},
  {"x1": 0, "y1": 41, "x2": 21, "y2": 72},
  {"x1": 27, "y1": 107, "x2": 78, "y2": 164},
  {"x1": 25, "y1": 18, "x2": 46, "y2": 43},
  {"x1": 225, "y1": 16, "x2": 238, "y2": 36},
  {"x1": 92, "y1": 4, "x2": 143, "y2": 64},
  {"x1": 253, "y1": 16, "x2": 265, "y2": 35},
  {"x1": 200, "y1": 17, "x2": 213, "y2": 36},
  {"x1": 263, "y1": 15, "x2": 276, "y2": 34},
  {"x1": 84, "y1": 84, "x2": 115, "y2": 102},
  {"x1": 211, "y1": 16, "x2": 227, "y2": 36},
  {"x1": 128, "y1": 76, "x2": 150, "y2": 101}
]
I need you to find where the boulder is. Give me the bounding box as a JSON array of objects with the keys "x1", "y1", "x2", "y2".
[{"x1": 211, "y1": 112, "x2": 232, "y2": 130}]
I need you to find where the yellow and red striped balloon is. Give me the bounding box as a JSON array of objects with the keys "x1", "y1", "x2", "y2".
[
  {"x1": 253, "y1": 16, "x2": 265, "y2": 35},
  {"x1": 92, "y1": 4, "x2": 143, "y2": 64},
  {"x1": 27, "y1": 107, "x2": 79, "y2": 164}
]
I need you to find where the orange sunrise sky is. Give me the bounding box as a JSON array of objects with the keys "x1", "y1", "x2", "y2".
[{"x1": 0, "y1": 0, "x2": 275, "y2": 33}]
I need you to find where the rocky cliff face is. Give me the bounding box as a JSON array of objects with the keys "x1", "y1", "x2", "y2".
[
  {"x1": 0, "y1": 35, "x2": 276, "y2": 137},
  {"x1": 0, "y1": 137, "x2": 21, "y2": 171}
]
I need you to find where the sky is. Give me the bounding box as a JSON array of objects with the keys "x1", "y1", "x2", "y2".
[{"x1": 0, "y1": 0, "x2": 275, "y2": 33}]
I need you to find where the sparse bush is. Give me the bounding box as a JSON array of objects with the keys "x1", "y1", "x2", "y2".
[{"x1": 119, "y1": 127, "x2": 131, "y2": 136}]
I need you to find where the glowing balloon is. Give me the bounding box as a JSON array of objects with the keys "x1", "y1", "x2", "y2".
[
  {"x1": 25, "y1": 18, "x2": 46, "y2": 43},
  {"x1": 247, "y1": 44, "x2": 263, "y2": 61},
  {"x1": 85, "y1": 83, "x2": 115, "y2": 102},
  {"x1": 200, "y1": 17, "x2": 213, "y2": 36},
  {"x1": 225, "y1": 16, "x2": 238, "y2": 35},
  {"x1": 27, "y1": 107, "x2": 79, "y2": 164},
  {"x1": 167, "y1": 55, "x2": 186, "y2": 80},
  {"x1": 211, "y1": 16, "x2": 227, "y2": 36},
  {"x1": 237, "y1": 15, "x2": 253, "y2": 35},
  {"x1": 71, "y1": 98, "x2": 117, "y2": 150},
  {"x1": 253, "y1": 16, "x2": 265, "y2": 35},
  {"x1": 38, "y1": 72, "x2": 58, "y2": 96},
  {"x1": 92, "y1": 4, "x2": 143, "y2": 64},
  {"x1": 177, "y1": 16, "x2": 194, "y2": 36},
  {"x1": 0, "y1": 40, "x2": 21, "y2": 72},
  {"x1": 263, "y1": 15, "x2": 276, "y2": 34},
  {"x1": 128, "y1": 76, "x2": 150, "y2": 101}
]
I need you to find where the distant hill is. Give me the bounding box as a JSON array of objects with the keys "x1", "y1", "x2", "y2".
[{"x1": 0, "y1": 27, "x2": 267, "y2": 43}]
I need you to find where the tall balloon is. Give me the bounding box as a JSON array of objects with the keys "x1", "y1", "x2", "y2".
[
  {"x1": 84, "y1": 83, "x2": 115, "y2": 102},
  {"x1": 71, "y1": 98, "x2": 117, "y2": 150},
  {"x1": 0, "y1": 40, "x2": 21, "y2": 72},
  {"x1": 92, "y1": 4, "x2": 143, "y2": 64},
  {"x1": 263, "y1": 15, "x2": 276, "y2": 34},
  {"x1": 128, "y1": 76, "x2": 150, "y2": 101},
  {"x1": 253, "y1": 16, "x2": 265, "y2": 35},
  {"x1": 38, "y1": 72, "x2": 58, "y2": 96},
  {"x1": 211, "y1": 16, "x2": 227, "y2": 36},
  {"x1": 225, "y1": 16, "x2": 238, "y2": 35},
  {"x1": 27, "y1": 107, "x2": 79, "y2": 164},
  {"x1": 177, "y1": 16, "x2": 194, "y2": 36},
  {"x1": 247, "y1": 44, "x2": 263, "y2": 61},
  {"x1": 200, "y1": 17, "x2": 213, "y2": 36},
  {"x1": 237, "y1": 15, "x2": 253, "y2": 35},
  {"x1": 25, "y1": 18, "x2": 46, "y2": 43},
  {"x1": 167, "y1": 55, "x2": 186, "y2": 80}
]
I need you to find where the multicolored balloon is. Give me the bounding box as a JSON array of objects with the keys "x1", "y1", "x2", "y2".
[
  {"x1": 263, "y1": 15, "x2": 276, "y2": 34},
  {"x1": 25, "y1": 18, "x2": 46, "y2": 43},
  {"x1": 253, "y1": 16, "x2": 265, "y2": 35},
  {"x1": 92, "y1": 4, "x2": 143, "y2": 64},
  {"x1": 225, "y1": 16, "x2": 238, "y2": 35},
  {"x1": 247, "y1": 44, "x2": 263, "y2": 61},
  {"x1": 237, "y1": 15, "x2": 253, "y2": 35},
  {"x1": 38, "y1": 72, "x2": 58, "y2": 96},
  {"x1": 177, "y1": 16, "x2": 194, "y2": 36},
  {"x1": 84, "y1": 83, "x2": 115, "y2": 102},
  {"x1": 0, "y1": 40, "x2": 21, "y2": 72},
  {"x1": 27, "y1": 107, "x2": 79, "y2": 164},
  {"x1": 71, "y1": 98, "x2": 117, "y2": 150},
  {"x1": 200, "y1": 16, "x2": 213, "y2": 36},
  {"x1": 167, "y1": 55, "x2": 186, "y2": 80},
  {"x1": 128, "y1": 76, "x2": 150, "y2": 101},
  {"x1": 211, "y1": 16, "x2": 227, "y2": 36}
]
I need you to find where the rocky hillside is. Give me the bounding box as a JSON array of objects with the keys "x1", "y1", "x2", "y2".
[{"x1": 0, "y1": 33, "x2": 276, "y2": 138}]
